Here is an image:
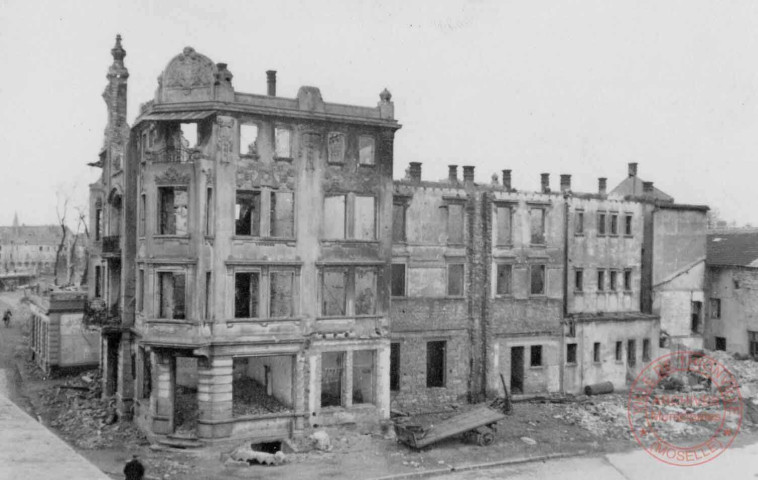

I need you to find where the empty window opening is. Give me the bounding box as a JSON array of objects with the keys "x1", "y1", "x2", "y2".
[
  {"x1": 598, "y1": 213, "x2": 607, "y2": 235},
  {"x1": 624, "y1": 269, "x2": 632, "y2": 291},
  {"x1": 691, "y1": 301, "x2": 702, "y2": 333},
  {"x1": 321, "y1": 352, "x2": 345, "y2": 407},
  {"x1": 355, "y1": 268, "x2": 377, "y2": 315},
  {"x1": 327, "y1": 132, "x2": 345, "y2": 164},
  {"x1": 615, "y1": 341, "x2": 623, "y2": 361},
  {"x1": 95, "y1": 266, "x2": 102, "y2": 297},
  {"x1": 324, "y1": 195, "x2": 346, "y2": 239},
  {"x1": 391, "y1": 264, "x2": 406, "y2": 297},
  {"x1": 627, "y1": 339, "x2": 636, "y2": 367},
  {"x1": 138, "y1": 269, "x2": 145, "y2": 313},
  {"x1": 710, "y1": 298, "x2": 721, "y2": 319},
  {"x1": 390, "y1": 343, "x2": 400, "y2": 392},
  {"x1": 204, "y1": 272, "x2": 212, "y2": 320},
  {"x1": 447, "y1": 263, "x2": 465, "y2": 296},
  {"x1": 354, "y1": 196, "x2": 376, "y2": 240},
  {"x1": 352, "y1": 350, "x2": 375, "y2": 404},
  {"x1": 575, "y1": 269, "x2": 583, "y2": 292},
  {"x1": 239, "y1": 124, "x2": 259, "y2": 156},
  {"x1": 715, "y1": 337, "x2": 727, "y2": 351},
  {"x1": 205, "y1": 188, "x2": 213, "y2": 236},
  {"x1": 575, "y1": 211, "x2": 584, "y2": 235},
  {"x1": 275, "y1": 127, "x2": 292, "y2": 158},
  {"x1": 610, "y1": 270, "x2": 618, "y2": 291},
  {"x1": 566, "y1": 343, "x2": 577, "y2": 364},
  {"x1": 158, "y1": 271, "x2": 186, "y2": 319},
  {"x1": 447, "y1": 204, "x2": 464, "y2": 244},
  {"x1": 173, "y1": 356, "x2": 198, "y2": 434},
  {"x1": 139, "y1": 194, "x2": 146, "y2": 236},
  {"x1": 392, "y1": 203, "x2": 406, "y2": 242},
  {"x1": 531, "y1": 264, "x2": 546, "y2": 295},
  {"x1": 426, "y1": 341, "x2": 446, "y2": 388},
  {"x1": 271, "y1": 191, "x2": 295, "y2": 238},
  {"x1": 269, "y1": 271, "x2": 294, "y2": 318},
  {"x1": 496, "y1": 264, "x2": 512, "y2": 295},
  {"x1": 233, "y1": 356, "x2": 294, "y2": 417},
  {"x1": 496, "y1": 206, "x2": 512, "y2": 245},
  {"x1": 235, "y1": 272, "x2": 260, "y2": 318},
  {"x1": 158, "y1": 187, "x2": 188, "y2": 235},
  {"x1": 358, "y1": 135, "x2": 375, "y2": 165},
  {"x1": 179, "y1": 123, "x2": 198, "y2": 149},
  {"x1": 597, "y1": 270, "x2": 605, "y2": 291},
  {"x1": 593, "y1": 342, "x2": 601, "y2": 363},
  {"x1": 140, "y1": 348, "x2": 151, "y2": 399},
  {"x1": 95, "y1": 207, "x2": 103, "y2": 240},
  {"x1": 235, "y1": 191, "x2": 261, "y2": 236},
  {"x1": 530, "y1": 208, "x2": 546, "y2": 244},
  {"x1": 642, "y1": 338, "x2": 651, "y2": 362},
  {"x1": 610, "y1": 214, "x2": 619, "y2": 235},
  {"x1": 530, "y1": 345, "x2": 543, "y2": 367},
  {"x1": 322, "y1": 268, "x2": 347, "y2": 316},
  {"x1": 624, "y1": 215, "x2": 633, "y2": 235}
]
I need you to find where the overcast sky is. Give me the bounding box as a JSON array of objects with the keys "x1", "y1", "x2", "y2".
[{"x1": 1, "y1": 0, "x2": 757, "y2": 227}]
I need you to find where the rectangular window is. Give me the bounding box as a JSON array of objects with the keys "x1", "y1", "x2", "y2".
[
  {"x1": 352, "y1": 350, "x2": 375, "y2": 404},
  {"x1": 138, "y1": 269, "x2": 145, "y2": 313},
  {"x1": 642, "y1": 338, "x2": 651, "y2": 362},
  {"x1": 235, "y1": 191, "x2": 261, "y2": 236},
  {"x1": 321, "y1": 268, "x2": 347, "y2": 316},
  {"x1": 390, "y1": 343, "x2": 400, "y2": 391},
  {"x1": 391, "y1": 264, "x2": 406, "y2": 297},
  {"x1": 691, "y1": 301, "x2": 702, "y2": 333},
  {"x1": 749, "y1": 331, "x2": 758, "y2": 359},
  {"x1": 597, "y1": 213, "x2": 607, "y2": 235},
  {"x1": 204, "y1": 272, "x2": 211, "y2": 320},
  {"x1": 158, "y1": 187, "x2": 188, "y2": 235},
  {"x1": 496, "y1": 206, "x2": 512, "y2": 245},
  {"x1": 275, "y1": 127, "x2": 292, "y2": 158},
  {"x1": 447, "y1": 204, "x2": 464, "y2": 244},
  {"x1": 158, "y1": 271, "x2": 186, "y2": 319},
  {"x1": 566, "y1": 343, "x2": 577, "y2": 364},
  {"x1": 624, "y1": 269, "x2": 632, "y2": 291},
  {"x1": 530, "y1": 208, "x2": 546, "y2": 244},
  {"x1": 610, "y1": 214, "x2": 619, "y2": 235},
  {"x1": 624, "y1": 214, "x2": 633, "y2": 235},
  {"x1": 95, "y1": 207, "x2": 103, "y2": 241},
  {"x1": 269, "y1": 271, "x2": 294, "y2": 318},
  {"x1": 610, "y1": 270, "x2": 618, "y2": 291},
  {"x1": 593, "y1": 342, "x2": 601, "y2": 363},
  {"x1": 597, "y1": 270, "x2": 605, "y2": 291},
  {"x1": 447, "y1": 264, "x2": 465, "y2": 296},
  {"x1": 426, "y1": 341, "x2": 446, "y2": 387},
  {"x1": 355, "y1": 268, "x2": 377, "y2": 315},
  {"x1": 531, "y1": 264, "x2": 546, "y2": 295},
  {"x1": 354, "y1": 196, "x2": 376, "y2": 240},
  {"x1": 139, "y1": 194, "x2": 146, "y2": 237},
  {"x1": 205, "y1": 188, "x2": 213, "y2": 236},
  {"x1": 575, "y1": 269, "x2": 583, "y2": 292},
  {"x1": 710, "y1": 298, "x2": 721, "y2": 319},
  {"x1": 327, "y1": 132, "x2": 346, "y2": 164},
  {"x1": 358, "y1": 135, "x2": 375, "y2": 165},
  {"x1": 615, "y1": 341, "x2": 623, "y2": 361},
  {"x1": 575, "y1": 211, "x2": 584, "y2": 235},
  {"x1": 239, "y1": 123, "x2": 259, "y2": 156},
  {"x1": 496, "y1": 264, "x2": 512, "y2": 296},
  {"x1": 234, "y1": 272, "x2": 260, "y2": 318},
  {"x1": 271, "y1": 191, "x2": 295, "y2": 238},
  {"x1": 95, "y1": 266, "x2": 102, "y2": 297},
  {"x1": 179, "y1": 123, "x2": 198, "y2": 149},
  {"x1": 627, "y1": 339, "x2": 636, "y2": 367},
  {"x1": 141, "y1": 348, "x2": 151, "y2": 400},
  {"x1": 530, "y1": 345, "x2": 543, "y2": 367},
  {"x1": 392, "y1": 203, "x2": 406, "y2": 242},
  {"x1": 715, "y1": 337, "x2": 727, "y2": 351},
  {"x1": 321, "y1": 352, "x2": 345, "y2": 407},
  {"x1": 324, "y1": 195, "x2": 346, "y2": 239}
]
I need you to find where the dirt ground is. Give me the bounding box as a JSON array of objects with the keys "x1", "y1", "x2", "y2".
[{"x1": 2, "y1": 290, "x2": 758, "y2": 480}]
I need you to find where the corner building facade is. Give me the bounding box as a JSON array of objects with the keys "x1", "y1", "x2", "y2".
[{"x1": 90, "y1": 40, "x2": 400, "y2": 442}]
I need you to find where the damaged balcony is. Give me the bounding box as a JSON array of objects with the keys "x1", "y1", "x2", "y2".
[
  {"x1": 101, "y1": 235, "x2": 121, "y2": 256},
  {"x1": 83, "y1": 299, "x2": 122, "y2": 329}
]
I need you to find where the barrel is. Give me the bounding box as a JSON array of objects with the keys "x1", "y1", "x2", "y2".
[{"x1": 584, "y1": 381, "x2": 614, "y2": 396}]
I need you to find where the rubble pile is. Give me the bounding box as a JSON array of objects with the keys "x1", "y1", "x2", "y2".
[
  {"x1": 232, "y1": 377, "x2": 291, "y2": 416},
  {"x1": 563, "y1": 395, "x2": 631, "y2": 439},
  {"x1": 40, "y1": 370, "x2": 147, "y2": 449}
]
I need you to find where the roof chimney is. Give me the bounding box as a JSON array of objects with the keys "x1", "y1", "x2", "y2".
[
  {"x1": 448, "y1": 165, "x2": 458, "y2": 183},
  {"x1": 541, "y1": 173, "x2": 550, "y2": 193},
  {"x1": 643, "y1": 181, "x2": 654, "y2": 193},
  {"x1": 560, "y1": 174, "x2": 571, "y2": 193},
  {"x1": 598, "y1": 177, "x2": 607, "y2": 195},
  {"x1": 463, "y1": 166, "x2": 475, "y2": 183},
  {"x1": 266, "y1": 70, "x2": 277, "y2": 96},
  {"x1": 628, "y1": 162, "x2": 638, "y2": 177},
  {"x1": 502, "y1": 170, "x2": 512, "y2": 190},
  {"x1": 409, "y1": 162, "x2": 422, "y2": 183}
]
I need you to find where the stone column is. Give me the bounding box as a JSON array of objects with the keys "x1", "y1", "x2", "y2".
[
  {"x1": 197, "y1": 355, "x2": 233, "y2": 439},
  {"x1": 116, "y1": 332, "x2": 135, "y2": 419}
]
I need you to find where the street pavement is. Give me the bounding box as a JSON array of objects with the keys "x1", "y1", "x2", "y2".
[
  {"x1": 0, "y1": 369, "x2": 111, "y2": 480},
  {"x1": 432, "y1": 441, "x2": 758, "y2": 479}
]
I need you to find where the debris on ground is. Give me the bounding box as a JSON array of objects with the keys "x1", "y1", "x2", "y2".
[
  {"x1": 311, "y1": 430, "x2": 332, "y2": 451},
  {"x1": 227, "y1": 444, "x2": 288, "y2": 466},
  {"x1": 520, "y1": 436, "x2": 537, "y2": 445},
  {"x1": 232, "y1": 376, "x2": 291, "y2": 416}
]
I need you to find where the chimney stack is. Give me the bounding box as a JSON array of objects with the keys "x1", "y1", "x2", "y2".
[
  {"x1": 598, "y1": 177, "x2": 607, "y2": 195},
  {"x1": 502, "y1": 169, "x2": 512, "y2": 190},
  {"x1": 643, "y1": 181, "x2": 654, "y2": 193},
  {"x1": 560, "y1": 174, "x2": 571, "y2": 193},
  {"x1": 266, "y1": 70, "x2": 277, "y2": 96},
  {"x1": 448, "y1": 165, "x2": 458, "y2": 183},
  {"x1": 628, "y1": 162, "x2": 638, "y2": 177},
  {"x1": 541, "y1": 173, "x2": 550, "y2": 193},
  {"x1": 409, "y1": 162, "x2": 422, "y2": 183},
  {"x1": 463, "y1": 166, "x2": 475, "y2": 183}
]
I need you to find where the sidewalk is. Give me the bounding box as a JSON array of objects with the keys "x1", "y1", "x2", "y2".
[{"x1": 0, "y1": 370, "x2": 111, "y2": 480}]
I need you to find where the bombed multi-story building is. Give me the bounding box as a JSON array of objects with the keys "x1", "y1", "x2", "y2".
[{"x1": 88, "y1": 37, "x2": 400, "y2": 443}]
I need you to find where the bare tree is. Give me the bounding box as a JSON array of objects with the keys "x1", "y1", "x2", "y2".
[
  {"x1": 54, "y1": 195, "x2": 70, "y2": 286},
  {"x1": 74, "y1": 206, "x2": 90, "y2": 286}
]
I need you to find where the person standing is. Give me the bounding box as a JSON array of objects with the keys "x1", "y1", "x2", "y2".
[
  {"x1": 3, "y1": 309, "x2": 11, "y2": 328},
  {"x1": 124, "y1": 454, "x2": 145, "y2": 480}
]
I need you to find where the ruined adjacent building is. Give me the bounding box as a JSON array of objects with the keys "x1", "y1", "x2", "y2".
[{"x1": 0, "y1": 216, "x2": 81, "y2": 280}]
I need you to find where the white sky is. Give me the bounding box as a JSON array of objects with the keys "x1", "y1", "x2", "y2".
[{"x1": 2, "y1": 0, "x2": 757, "y2": 227}]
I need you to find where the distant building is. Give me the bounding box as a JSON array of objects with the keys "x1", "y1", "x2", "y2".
[{"x1": 705, "y1": 229, "x2": 758, "y2": 357}]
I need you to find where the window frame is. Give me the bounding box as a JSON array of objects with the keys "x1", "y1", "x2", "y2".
[
  {"x1": 597, "y1": 269, "x2": 606, "y2": 292},
  {"x1": 392, "y1": 201, "x2": 407, "y2": 243},
  {"x1": 445, "y1": 201, "x2": 466, "y2": 246},
  {"x1": 530, "y1": 264, "x2": 547, "y2": 296},
  {"x1": 156, "y1": 186, "x2": 189, "y2": 237},
  {"x1": 574, "y1": 268, "x2": 584, "y2": 293},
  {"x1": 623, "y1": 269, "x2": 633, "y2": 291},
  {"x1": 358, "y1": 134, "x2": 376, "y2": 166},
  {"x1": 624, "y1": 214, "x2": 633, "y2": 236},
  {"x1": 447, "y1": 262, "x2": 466, "y2": 297},
  {"x1": 575, "y1": 210, "x2": 585, "y2": 236},
  {"x1": 597, "y1": 211, "x2": 607, "y2": 236},
  {"x1": 495, "y1": 204, "x2": 513, "y2": 246},
  {"x1": 391, "y1": 263, "x2": 406, "y2": 298},
  {"x1": 426, "y1": 341, "x2": 446, "y2": 388},
  {"x1": 530, "y1": 345, "x2": 543, "y2": 367},
  {"x1": 593, "y1": 342, "x2": 601, "y2": 363},
  {"x1": 566, "y1": 343, "x2": 578, "y2": 365},
  {"x1": 495, "y1": 262, "x2": 513, "y2": 297},
  {"x1": 609, "y1": 213, "x2": 619, "y2": 236},
  {"x1": 529, "y1": 207, "x2": 547, "y2": 245},
  {"x1": 710, "y1": 298, "x2": 721, "y2": 319},
  {"x1": 318, "y1": 265, "x2": 380, "y2": 318},
  {"x1": 155, "y1": 268, "x2": 188, "y2": 320},
  {"x1": 327, "y1": 132, "x2": 346, "y2": 165},
  {"x1": 274, "y1": 126, "x2": 293, "y2": 159},
  {"x1": 231, "y1": 265, "x2": 300, "y2": 321}
]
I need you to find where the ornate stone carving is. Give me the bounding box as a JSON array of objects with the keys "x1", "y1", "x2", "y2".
[
  {"x1": 155, "y1": 166, "x2": 191, "y2": 185},
  {"x1": 324, "y1": 164, "x2": 380, "y2": 193},
  {"x1": 236, "y1": 159, "x2": 296, "y2": 190},
  {"x1": 163, "y1": 47, "x2": 216, "y2": 89},
  {"x1": 302, "y1": 132, "x2": 322, "y2": 171},
  {"x1": 216, "y1": 116, "x2": 234, "y2": 164}
]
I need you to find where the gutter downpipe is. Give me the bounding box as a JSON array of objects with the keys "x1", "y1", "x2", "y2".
[{"x1": 560, "y1": 193, "x2": 570, "y2": 395}]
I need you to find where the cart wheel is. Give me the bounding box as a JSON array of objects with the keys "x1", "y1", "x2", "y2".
[{"x1": 478, "y1": 431, "x2": 495, "y2": 447}]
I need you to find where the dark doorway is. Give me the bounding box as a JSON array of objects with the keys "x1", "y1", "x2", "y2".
[
  {"x1": 390, "y1": 343, "x2": 400, "y2": 392},
  {"x1": 510, "y1": 346, "x2": 524, "y2": 395},
  {"x1": 715, "y1": 337, "x2": 727, "y2": 351},
  {"x1": 426, "y1": 341, "x2": 446, "y2": 388},
  {"x1": 105, "y1": 336, "x2": 119, "y2": 396},
  {"x1": 691, "y1": 301, "x2": 702, "y2": 333},
  {"x1": 173, "y1": 356, "x2": 198, "y2": 436}
]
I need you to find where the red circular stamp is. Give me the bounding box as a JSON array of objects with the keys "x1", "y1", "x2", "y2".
[{"x1": 627, "y1": 351, "x2": 743, "y2": 466}]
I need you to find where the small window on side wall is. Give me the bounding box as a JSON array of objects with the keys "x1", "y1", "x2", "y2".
[{"x1": 358, "y1": 135, "x2": 375, "y2": 165}]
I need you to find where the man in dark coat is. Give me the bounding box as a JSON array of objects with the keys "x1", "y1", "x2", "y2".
[{"x1": 124, "y1": 454, "x2": 145, "y2": 480}]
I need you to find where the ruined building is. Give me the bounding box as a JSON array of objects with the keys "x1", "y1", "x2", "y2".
[{"x1": 89, "y1": 37, "x2": 399, "y2": 442}]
